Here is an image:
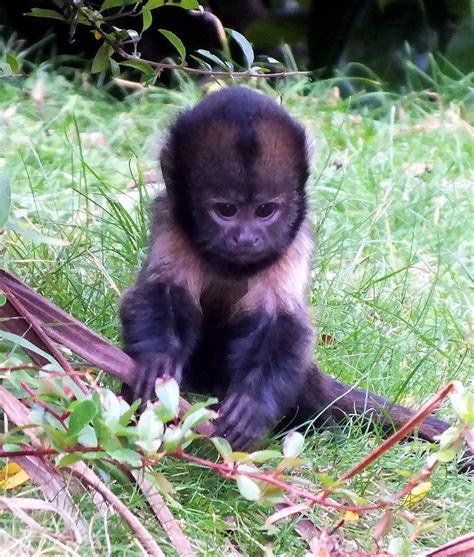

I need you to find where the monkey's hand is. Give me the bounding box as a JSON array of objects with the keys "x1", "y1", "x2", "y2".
[
  {"x1": 215, "y1": 392, "x2": 273, "y2": 451},
  {"x1": 122, "y1": 352, "x2": 182, "y2": 407}
]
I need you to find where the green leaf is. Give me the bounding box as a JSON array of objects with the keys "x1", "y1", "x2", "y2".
[
  {"x1": 0, "y1": 294, "x2": 6, "y2": 307},
  {"x1": 3, "y1": 444, "x2": 22, "y2": 452},
  {"x1": 450, "y1": 385, "x2": 474, "y2": 424},
  {"x1": 0, "y1": 330, "x2": 63, "y2": 370},
  {"x1": 102, "y1": 389, "x2": 124, "y2": 422},
  {"x1": 226, "y1": 29, "x2": 254, "y2": 68},
  {"x1": 225, "y1": 451, "x2": 252, "y2": 463},
  {"x1": 236, "y1": 474, "x2": 261, "y2": 501},
  {"x1": 5, "y1": 221, "x2": 69, "y2": 246},
  {"x1": 195, "y1": 50, "x2": 231, "y2": 71},
  {"x1": 6, "y1": 53, "x2": 20, "y2": 73},
  {"x1": 249, "y1": 450, "x2": 281, "y2": 463},
  {"x1": 137, "y1": 407, "x2": 164, "y2": 454},
  {"x1": 91, "y1": 44, "x2": 113, "y2": 74},
  {"x1": 189, "y1": 55, "x2": 212, "y2": 72},
  {"x1": 110, "y1": 448, "x2": 142, "y2": 467},
  {"x1": 26, "y1": 8, "x2": 66, "y2": 21},
  {"x1": 68, "y1": 400, "x2": 98, "y2": 437},
  {"x1": 78, "y1": 425, "x2": 98, "y2": 448},
  {"x1": 119, "y1": 398, "x2": 140, "y2": 426},
  {"x1": 283, "y1": 431, "x2": 305, "y2": 458},
  {"x1": 153, "y1": 402, "x2": 176, "y2": 423},
  {"x1": 436, "y1": 425, "x2": 461, "y2": 449},
  {"x1": 162, "y1": 426, "x2": 184, "y2": 452},
  {"x1": 388, "y1": 537, "x2": 412, "y2": 556},
  {"x1": 181, "y1": 407, "x2": 215, "y2": 433},
  {"x1": 142, "y1": 8, "x2": 153, "y2": 32},
  {"x1": 101, "y1": 0, "x2": 137, "y2": 10},
  {"x1": 58, "y1": 453, "x2": 83, "y2": 468},
  {"x1": 120, "y1": 60, "x2": 155, "y2": 75},
  {"x1": 155, "y1": 377, "x2": 180, "y2": 419},
  {"x1": 0, "y1": 174, "x2": 11, "y2": 227},
  {"x1": 159, "y1": 29, "x2": 186, "y2": 63},
  {"x1": 146, "y1": 471, "x2": 175, "y2": 495},
  {"x1": 316, "y1": 473, "x2": 339, "y2": 489},
  {"x1": 211, "y1": 437, "x2": 232, "y2": 458},
  {"x1": 0, "y1": 64, "x2": 13, "y2": 77},
  {"x1": 436, "y1": 447, "x2": 458, "y2": 463},
  {"x1": 142, "y1": 0, "x2": 199, "y2": 10}
]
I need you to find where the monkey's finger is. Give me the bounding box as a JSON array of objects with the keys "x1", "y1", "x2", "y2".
[
  {"x1": 219, "y1": 393, "x2": 248, "y2": 424},
  {"x1": 120, "y1": 383, "x2": 134, "y2": 404},
  {"x1": 218, "y1": 405, "x2": 255, "y2": 445}
]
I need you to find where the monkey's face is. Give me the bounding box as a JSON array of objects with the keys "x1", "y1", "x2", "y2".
[{"x1": 188, "y1": 182, "x2": 305, "y2": 277}]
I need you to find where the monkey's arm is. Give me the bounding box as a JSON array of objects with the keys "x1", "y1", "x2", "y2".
[
  {"x1": 215, "y1": 311, "x2": 313, "y2": 450},
  {"x1": 120, "y1": 280, "x2": 201, "y2": 405}
]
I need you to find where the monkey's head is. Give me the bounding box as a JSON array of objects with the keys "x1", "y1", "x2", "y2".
[{"x1": 161, "y1": 86, "x2": 310, "y2": 278}]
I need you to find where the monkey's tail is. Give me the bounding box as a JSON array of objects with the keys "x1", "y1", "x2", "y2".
[{"x1": 297, "y1": 364, "x2": 451, "y2": 443}]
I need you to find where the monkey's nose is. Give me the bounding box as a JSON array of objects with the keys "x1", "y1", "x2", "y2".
[{"x1": 233, "y1": 232, "x2": 261, "y2": 248}]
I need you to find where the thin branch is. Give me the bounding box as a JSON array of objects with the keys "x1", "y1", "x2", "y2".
[
  {"x1": 338, "y1": 382, "x2": 455, "y2": 483},
  {"x1": 20, "y1": 380, "x2": 67, "y2": 426}
]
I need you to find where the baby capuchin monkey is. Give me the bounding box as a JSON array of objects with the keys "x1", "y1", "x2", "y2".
[{"x1": 120, "y1": 86, "x2": 453, "y2": 452}]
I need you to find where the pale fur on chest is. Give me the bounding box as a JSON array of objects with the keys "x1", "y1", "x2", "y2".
[{"x1": 146, "y1": 201, "x2": 314, "y2": 317}]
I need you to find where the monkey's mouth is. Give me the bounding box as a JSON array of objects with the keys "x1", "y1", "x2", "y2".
[{"x1": 224, "y1": 248, "x2": 267, "y2": 264}]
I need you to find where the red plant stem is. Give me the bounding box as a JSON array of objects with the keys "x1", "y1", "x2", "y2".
[
  {"x1": 20, "y1": 380, "x2": 67, "y2": 427},
  {"x1": 338, "y1": 382, "x2": 455, "y2": 484},
  {"x1": 0, "y1": 447, "x2": 103, "y2": 458},
  {"x1": 172, "y1": 449, "x2": 379, "y2": 513},
  {"x1": 0, "y1": 365, "x2": 88, "y2": 376},
  {"x1": 0, "y1": 365, "x2": 41, "y2": 372}
]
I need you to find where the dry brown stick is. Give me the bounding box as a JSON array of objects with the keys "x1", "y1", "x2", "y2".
[
  {"x1": 422, "y1": 532, "x2": 474, "y2": 557},
  {"x1": 0, "y1": 386, "x2": 90, "y2": 539},
  {"x1": 0, "y1": 278, "x2": 88, "y2": 393},
  {"x1": 0, "y1": 270, "x2": 133, "y2": 383},
  {"x1": 71, "y1": 463, "x2": 166, "y2": 557},
  {"x1": 133, "y1": 471, "x2": 196, "y2": 557}
]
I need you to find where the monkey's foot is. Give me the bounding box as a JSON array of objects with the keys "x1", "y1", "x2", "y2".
[{"x1": 215, "y1": 392, "x2": 271, "y2": 451}]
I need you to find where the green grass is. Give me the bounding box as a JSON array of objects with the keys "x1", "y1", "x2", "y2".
[{"x1": 0, "y1": 68, "x2": 473, "y2": 555}]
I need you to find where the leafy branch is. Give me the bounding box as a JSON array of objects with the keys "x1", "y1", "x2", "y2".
[{"x1": 26, "y1": 0, "x2": 309, "y2": 80}]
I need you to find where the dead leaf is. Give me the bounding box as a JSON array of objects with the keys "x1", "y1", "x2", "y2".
[
  {"x1": 0, "y1": 462, "x2": 30, "y2": 490},
  {"x1": 404, "y1": 481, "x2": 431, "y2": 507},
  {"x1": 308, "y1": 532, "x2": 343, "y2": 557},
  {"x1": 373, "y1": 510, "x2": 393, "y2": 542}
]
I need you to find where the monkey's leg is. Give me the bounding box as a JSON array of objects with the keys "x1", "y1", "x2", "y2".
[
  {"x1": 120, "y1": 281, "x2": 201, "y2": 405},
  {"x1": 215, "y1": 312, "x2": 312, "y2": 451}
]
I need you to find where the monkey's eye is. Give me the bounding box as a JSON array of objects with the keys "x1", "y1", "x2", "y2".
[
  {"x1": 255, "y1": 203, "x2": 277, "y2": 219},
  {"x1": 214, "y1": 203, "x2": 237, "y2": 218}
]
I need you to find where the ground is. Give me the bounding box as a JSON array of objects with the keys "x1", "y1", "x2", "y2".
[{"x1": 0, "y1": 71, "x2": 473, "y2": 555}]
